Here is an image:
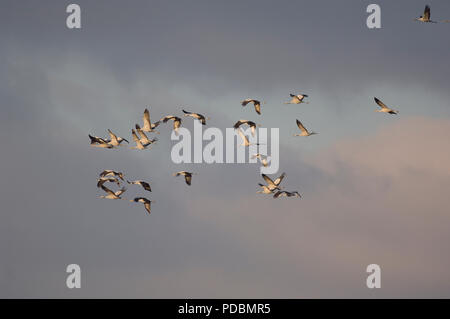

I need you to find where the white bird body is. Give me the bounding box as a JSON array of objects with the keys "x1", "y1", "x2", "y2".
[
  {"x1": 374, "y1": 97, "x2": 398, "y2": 115},
  {"x1": 107, "y1": 129, "x2": 129, "y2": 146},
  {"x1": 294, "y1": 119, "x2": 317, "y2": 137},
  {"x1": 285, "y1": 94, "x2": 309, "y2": 104},
  {"x1": 257, "y1": 183, "x2": 279, "y2": 194}
]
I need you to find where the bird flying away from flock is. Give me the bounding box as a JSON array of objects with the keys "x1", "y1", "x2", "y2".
[
  {"x1": 130, "y1": 197, "x2": 153, "y2": 214},
  {"x1": 414, "y1": 5, "x2": 437, "y2": 23},
  {"x1": 241, "y1": 99, "x2": 262, "y2": 115},
  {"x1": 182, "y1": 109, "x2": 209, "y2": 125},
  {"x1": 374, "y1": 97, "x2": 398, "y2": 114},
  {"x1": 294, "y1": 119, "x2": 318, "y2": 137},
  {"x1": 173, "y1": 171, "x2": 194, "y2": 185},
  {"x1": 285, "y1": 94, "x2": 309, "y2": 104}
]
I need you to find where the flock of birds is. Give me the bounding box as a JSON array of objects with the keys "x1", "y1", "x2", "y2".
[
  {"x1": 89, "y1": 92, "x2": 398, "y2": 215},
  {"x1": 88, "y1": 4, "x2": 445, "y2": 216}
]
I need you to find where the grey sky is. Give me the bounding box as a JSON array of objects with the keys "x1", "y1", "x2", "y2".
[{"x1": 1, "y1": 0, "x2": 450, "y2": 298}]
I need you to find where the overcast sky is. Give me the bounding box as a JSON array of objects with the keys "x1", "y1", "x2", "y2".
[{"x1": 1, "y1": 0, "x2": 450, "y2": 298}]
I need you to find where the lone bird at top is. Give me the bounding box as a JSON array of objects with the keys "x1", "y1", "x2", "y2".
[
  {"x1": 241, "y1": 99, "x2": 263, "y2": 115},
  {"x1": 414, "y1": 5, "x2": 437, "y2": 23},
  {"x1": 374, "y1": 97, "x2": 398, "y2": 115}
]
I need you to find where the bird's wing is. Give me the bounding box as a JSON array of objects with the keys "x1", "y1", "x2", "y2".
[
  {"x1": 274, "y1": 172, "x2": 286, "y2": 186},
  {"x1": 182, "y1": 109, "x2": 192, "y2": 115},
  {"x1": 144, "y1": 201, "x2": 151, "y2": 214},
  {"x1": 152, "y1": 120, "x2": 161, "y2": 128},
  {"x1": 273, "y1": 191, "x2": 283, "y2": 198},
  {"x1": 290, "y1": 95, "x2": 300, "y2": 103},
  {"x1": 241, "y1": 99, "x2": 251, "y2": 106},
  {"x1": 100, "y1": 184, "x2": 115, "y2": 196},
  {"x1": 237, "y1": 128, "x2": 249, "y2": 145},
  {"x1": 254, "y1": 103, "x2": 261, "y2": 115},
  {"x1": 99, "y1": 170, "x2": 111, "y2": 177},
  {"x1": 374, "y1": 97, "x2": 389, "y2": 109},
  {"x1": 185, "y1": 174, "x2": 192, "y2": 185},
  {"x1": 424, "y1": 5, "x2": 431, "y2": 20},
  {"x1": 115, "y1": 187, "x2": 126, "y2": 196},
  {"x1": 296, "y1": 119, "x2": 308, "y2": 133},
  {"x1": 141, "y1": 182, "x2": 152, "y2": 192},
  {"x1": 262, "y1": 174, "x2": 275, "y2": 187},
  {"x1": 131, "y1": 129, "x2": 140, "y2": 142},
  {"x1": 173, "y1": 118, "x2": 181, "y2": 129},
  {"x1": 108, "y1": 129, "x2": 118, "y2": 144},
  {"x1": 233, "y1": 120, "x2": 243, "y2": 129},
  {"x1": 143, "y1": 109, "x2": 151, "y2": 130}
]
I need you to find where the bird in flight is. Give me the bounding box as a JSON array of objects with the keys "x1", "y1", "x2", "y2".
[
  {"x1": 236, "y1": 128, "x2": 264, "y2": 147},
  {"x1": 161, "y1": 115, "x2": 182, "y2": 136},
  {"x1": 127, "y1": 180, "x2": 152, "y2": 192},
  {"x1": 135, "y1": 124, "x2": 158, "y2": 146},
  {"x1": 107, "y1": 129, "x2": 129, "y2": 146},
  {"x1": 374, "y1": 97, "x2": 398, "y2": 115},
  {"x1": 97, "y1": 177, "x2": 121, "y2": 188},
  {"x1": 414, "y1": 5, "x2": 437, "y2": 23},
  {"x1": 241, "y1": 99, "x2": 263, "y2": 115},
  {"x1": 130, "y1": 197, "x2": 153, "y2": 214},
  {"x1": 99, "y1": 170, "x2": 125, "y2": 181},
  {"x1": 141, "y1": 108, "x2": 160, "y2": 133},
  {"x1": 261, "y1": 173, "x2": 286, "y2": 191},
  {"x1": 234, "y1": 120, "x2": 259, "y2": 137},
  {"x1": 285, "y1": 94, "x2": 309, "y2": 104},
  {"x1": 98, "y1": 184, "x2": 127, "y2": 200},
  {"x1": 173, "y1": 171, "x2": 195, "y2": 185},
  {"x1": 273, "y1": 190, "x2": 302, "y2": 198},
  {"x1": 182, "y1": 109, "x2": 209, "y2": 125},
  {"x1": 88, "y1": 134, "x2": 114, "y2": 148},
  {"x1": 251, "y1": 153, "x2": 269, "y2": 167},
  {"x1": 131, "y1": 129, "x2": 156, "y2": 150},
  {"x1": 257, "y1": 183, "x2": 280, "y2": 194},
  {"x1": 294, "y1": 119, "x2": 318, "y2": 137}
]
